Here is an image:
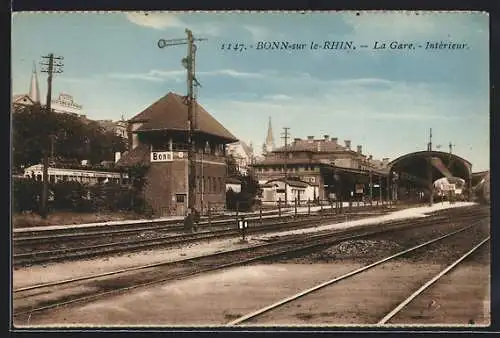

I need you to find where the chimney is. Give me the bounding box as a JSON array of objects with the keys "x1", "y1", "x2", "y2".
[
  {"x1": 307, "y1": 135, "x2": 314, "y2": 140},
  {"x1": 344, "y1": 140, "x2": 351, "y2": 150},
  {"x1": 357, "y1": 145, "x2": 362, "y2": 154},
  {"x1": 331, "y1": 137, "x2": 338, "y2": 144},
  {"x1": 324, "y1": 134, "x2": 329, "y2": 140},
  {"x1": 294, "y1": 138, "x2": 301, "y2": 142},
  {"x1": 115, "y1": 152, "x2": 121, "y2": 163}
]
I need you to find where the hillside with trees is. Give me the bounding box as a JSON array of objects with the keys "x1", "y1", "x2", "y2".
[{"x1": 12, "y1": 104, "x2": 127, "y2": 172}]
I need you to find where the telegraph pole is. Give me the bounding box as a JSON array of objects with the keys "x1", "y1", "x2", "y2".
[
  {"x1": 158, "y1": 30, "x2": 206, "y2": 213},
  {"x1": 281, "y1": 127, "x2": 290, "y2": 206},
  {"x1": 427, "y1": 128, "x2": 433, "y2": 151},
  {"x1": 449, "y1": 142, "x2": 456, "y2": 154},
  {"x1": 39, "y1": 53, "x2": 64, "y2": 219}
]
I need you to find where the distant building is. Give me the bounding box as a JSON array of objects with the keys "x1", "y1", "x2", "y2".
[
  {"x1": 12, "y1": 62, "x2": 87, "y2": 119},
  {"x1": 252, "y1": 134, "x2": 390, "y2": 203},
  {"x1": 260, "y1": 178, "x2": 317, "y2": 205},
  {"x1": 226, "y1": 140, "x2": 255, "y2": 175},
  {"x1": 12, "y1": 62, "x2": 41, "y2": 109},
  {"x1": 434, "y1": 176, "x2": 465, "y2": 196},
  {"x1": 262, "y1": 116, "x2": 275, "y2": 155},
  {"x1": 51, "y1": 93, "x2": 86, "y2": 118},
  {"x1": 96, "y1": 116, "x2": 128, "y2": 140}
]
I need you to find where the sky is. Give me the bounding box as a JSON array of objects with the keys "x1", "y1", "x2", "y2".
[{"x1": 11, "y1": 11, "x2": 490, "y2": 171}]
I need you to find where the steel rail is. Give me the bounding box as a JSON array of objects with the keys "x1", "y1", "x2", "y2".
[
  {"x1": 14, "y1": 209, "x2": 442, "y2": 266},
  {"x1": 13, "y1": 217, "x2": 485, "y2": 318},
  {"x1": 377, "y1": 236, "x2": 490, "y2": 325},
  {"x1": 13, "y1": 207, "x2": 487, "y2": 266},
  {"x1": 225, "y1": 221, "x2": 487, "y2": 326},
  {"x1": 13, "y1": 213, "x2": 451, "y2": 293}
]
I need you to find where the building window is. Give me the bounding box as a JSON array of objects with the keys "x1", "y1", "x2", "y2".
[{"x1": 176, "y1": 194, "x2": 186, "y2": 203}]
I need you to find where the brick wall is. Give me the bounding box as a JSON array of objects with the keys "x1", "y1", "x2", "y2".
[
  {"x1": 144, "y1": 162, "x2": 173, "y2": 216},
  {"x1": 194, "y1": 160, "x2": 227, "y2": 212},
  {"x1": 143, "y1": 158, "x2": 228, "y2": 216}
]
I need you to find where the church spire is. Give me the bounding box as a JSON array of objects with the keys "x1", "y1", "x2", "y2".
[
  {"x1": 29, "y1": 61, "x2": 40, "y2": 103},
  {"x1": 264, "y1": 116, "x2": 275, "y2": 153}
]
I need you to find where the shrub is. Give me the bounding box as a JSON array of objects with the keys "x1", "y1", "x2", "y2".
[
  {"x1": 51, "y1": 181, "x2": 90, "y2": 212},
  {"x1": 12, "y1": 178, "x2": 42, "y2": 213}
]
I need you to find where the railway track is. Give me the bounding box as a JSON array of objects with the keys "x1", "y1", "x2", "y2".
[
  {"x1": 12, "y1": 207, "x2": 406, "y2": 266},
  {"x1": 13, "y1": 202, "x2": 419, "y2": 243},
  {"x1": 13, "y1": 208, "x2": 488, "y2": 321},
  {"x1": 13, "y1": 209, "x2": 382, "y2": 246},
  {"x1": 13, "y1": 205, "x2": 484, "y2": 267},
  {"x1": 224, "y1": 220, "x2": 489, "y2": 326}
]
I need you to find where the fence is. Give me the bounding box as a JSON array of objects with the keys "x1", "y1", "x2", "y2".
[{"x1": 193, "y1": 196, "x2": 427, "y2": 230}]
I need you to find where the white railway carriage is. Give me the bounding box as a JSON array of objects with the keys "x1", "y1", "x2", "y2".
[{"x1": 23, "y1": 164, "x2": 128, "y2": 185}]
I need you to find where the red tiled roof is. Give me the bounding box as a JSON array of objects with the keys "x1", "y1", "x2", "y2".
[
  {"x1": 273, "y1": 139, "x2": 347, "y2": 153},
  {"x1": 115, "y1": 143, "x2": 151, "y2": 168},
  {"x1": 129, "y1": 92, "x2": 237, "y2": 142},
  {"x1": 265, "y1": 179, "x2": 310, "y2": 188},
  {"x1": 252, "y1": 158, "x2": 325, "y2": 166}
]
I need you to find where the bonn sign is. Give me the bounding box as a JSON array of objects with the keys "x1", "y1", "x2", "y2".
[{"x1": 151, "y1": 151, "x2": 173, "y2": 162}]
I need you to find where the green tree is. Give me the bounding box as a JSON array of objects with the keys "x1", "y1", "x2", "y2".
[{"x1": 12, "y1": 105, "x2": 127, "y2": 170}]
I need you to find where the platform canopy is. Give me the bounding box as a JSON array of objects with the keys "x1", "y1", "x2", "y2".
[{"x1": 388, "y1": 150, "x2": 472, "y2": 187}]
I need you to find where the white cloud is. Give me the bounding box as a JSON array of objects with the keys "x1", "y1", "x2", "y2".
[
  {"x1": 124, "y1": 12, "x2": 223, "y2": 37},
  {"x1": 242, "y1": 24, "x2": 286, "y2": 42},
  {"x1": 344, "y1": 12, "x2": 436, "y2": 36},
  {"x1": 107, "y1": 69, "x2": 185, "y2": 83},
  {"x1": 201, "y1": 69, "x2": 265, "y2": 79},
  {"x1": 105, "y1": 68, "x2": 265, "y2": 83},
  {"x1": 263, "y1": 94, "x2": 293, "y2": 101},
  {"x1": 190, "y1": 22, "x2": 225, "y2": 37},
  {"x1": 202, "y1": 74, "x2": 484, "y2": 153},
  {"x1": 59, "y1": 77, "x2": 97, "y2": 84},
  {"x1": 342, "y1": 11, "x2": 486, "y2": 43},
  {"x1": 124, "y1": 12, "x2": 184, "y2": 30}
]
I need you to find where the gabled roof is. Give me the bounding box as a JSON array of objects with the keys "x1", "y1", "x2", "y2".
[
  {"x1": 115, "y1": 144, "x2": 151, "y2": 168},
  {"x1": 228, "y1": 140, "x2": 254, "y2": 157},
  {"x1": 273, "y1": 139, "x2": 347, "y2": 153},
  {"x1": 252, "y1": 157, "x2": 325, "y2": 166},
  {"x1": 129, "y1": 92, "x2": 238, "y2": 142},
  {"x1": 12, "y1": 94, "x2": 36, "y2": 106},
  {"x1": 265, "y1": 178, "x2": 310, "y2": 188}
]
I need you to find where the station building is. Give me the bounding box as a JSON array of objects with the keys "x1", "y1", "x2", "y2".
[
  {"x1": 387, "y1": 150, "x2": 473, "y2": 203},
  {"x1": 260, "y1": 178, "x2": 317, "y2": 205},
  {"x1": 116, "y1": 92, "x2": 238, "y2": 216},
  {"x1": 252, "y1": 134, "x2": 390, "y2": 204}
]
